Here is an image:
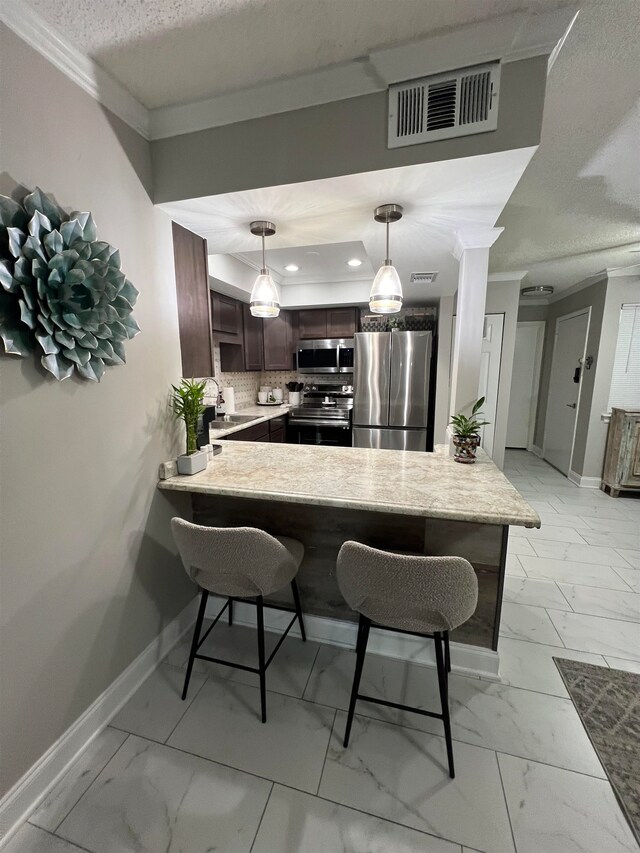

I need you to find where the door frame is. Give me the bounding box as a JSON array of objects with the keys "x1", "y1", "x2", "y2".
[
  {"x1": 510, "y1": 320, "x2": 545, "y2": 451},
  {"x1": 542, "y1": 307, "x2": 591, "y2": 474}
]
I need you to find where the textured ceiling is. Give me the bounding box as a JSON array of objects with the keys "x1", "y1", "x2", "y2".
[
  {"x1": 27, "y1": 0, "x2": 564, "y2": 109},
  {"x1": 491, "y1": 0, "x2": 640, "y2": 289},
  {"x1": 24, "y1": 0, "x2": 640, "y2": 292}
]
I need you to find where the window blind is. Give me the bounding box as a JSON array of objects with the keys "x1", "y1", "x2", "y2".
[{"x1": 608, "y1": 303, "x2": 640, "y2": 410}]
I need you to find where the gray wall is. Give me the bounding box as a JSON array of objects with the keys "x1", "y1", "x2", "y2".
[
  {"x1": 517, "y1": 304, "x2": 548, "y2": 323},
  {"x1": 0, "y1": 25, "x2": 194, "y2": 795},
  {"x1": 533, "y1": 280, "x2": 607, "y2": 475},
  {"x1": 581, "y1": 275, "x2": 640, "y2": 478},
  {"x1": 151, "y1": 55, "x2": 548, "y2": 203}
]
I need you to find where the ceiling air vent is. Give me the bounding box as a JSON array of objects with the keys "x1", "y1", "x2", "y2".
[
  {"x1": 410, "y1": 272, "x2": 438, "y2": 285},
  {"x1": 388, "y1": 62, "x2": 500, "y2": 149}
]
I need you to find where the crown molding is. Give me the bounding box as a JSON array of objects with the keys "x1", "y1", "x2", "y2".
[
  {"x1": 2, "y1": 3, "x2": 576, "y2": 143},
  {"x1": 149, "y1": 60, "x2": 383, "y2": 140},
  {"x1": 606, "y1": 262, "x2": 640, "y2": 279},
  {"x1": 488, "y1": 270, "x2": 529, "y2": 283},
  {"x1": 0, "y1": 0, "x2": 150, "y2": 139},
  {"x1": 548, "y1": 270, "x2": 608, "y2": 303},
  {"x1": 453, "y1": 227, "x2": 504, "y2": 258}
]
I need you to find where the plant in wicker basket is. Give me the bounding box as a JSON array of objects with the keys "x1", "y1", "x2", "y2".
[
  {"x1": 449, "y1": 397, "x2": 490, "y2": 464},
  {"x1": 0, "y1": 187, "x2": 139, "y2": 381}
]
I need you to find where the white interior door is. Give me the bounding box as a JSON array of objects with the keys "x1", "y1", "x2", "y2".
[
  {"x1": 544, "y1": 310, "x2": 590, "y2": 475},
  {"x1": 507, "y1": 321, "x2": 545, "y2": 448},
  {"x1": 451, "y1": 313, "x2": 504, "y2": 458}
]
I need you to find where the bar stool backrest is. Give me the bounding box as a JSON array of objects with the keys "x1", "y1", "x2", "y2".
[
  {"x1": 171, "y1": 518, "x2": 297, "y2": 598},
  {"x1": 337, "y1": 541, "x2": 478, "y2": 633}
]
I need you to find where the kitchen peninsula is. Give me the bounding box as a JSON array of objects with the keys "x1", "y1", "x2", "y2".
[{"x1": 159, "y1": 440, "x2": 540, "y2": 670}]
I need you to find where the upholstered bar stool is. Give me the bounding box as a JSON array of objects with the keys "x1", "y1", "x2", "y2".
[
  {"x1": 171, "y1": 518, "x2": 306, "y2": 723},
  {"x1": 337, "y1": 541, "x2": 478, "y2": 778}
]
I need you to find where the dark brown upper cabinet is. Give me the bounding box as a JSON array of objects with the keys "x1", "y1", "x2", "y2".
[
  {"x1": 243, "y1": 303, "x2": 264, "y2": 371},
  {"x1": 263, "y1": 311, "x2": 293, "y2": 370},
  {"x1": 297, "y1": 308, "x2": 327, "y2": 339},
  {"x1": 296, "y1": 307, "x2": 359, "y2": 340},
  {"x1": 211, "y1": 291, "x2": 242, "y2": 342},
  {"x1": 171, "y1": 222, "x2": 214, "y2": 378},
  {"x1": 327, "y1": 307, "x2": 359, "y2": 338}
]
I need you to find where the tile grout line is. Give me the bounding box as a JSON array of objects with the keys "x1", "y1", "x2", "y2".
[
  {"x1": 300, "y1": 644, "x2": 321, "y2": 700},
  {"x1": 46, "y1": 731, "x2": 133, "y2": 836},
  {"x1": 161, "y1": 660, "x2": 340, "y2": 711},
  {"x1": 316, "y1": 708, "x2": 337, "y2": 796},
  {"x1": 495, "y1": 751, "x2": 518, "y2": 853},
  {"x1": 163, "y1": 669, "x2": 209, "y2": 745},
  {"x1": 610, "y1": 565, "x2": 637, "y2": 594},
  {"x1": 26, "y1": 824, "x2": 93, "y2": 853},
  {"x1": 248, "y1": 781, "x2": 274, "y2": 853}
]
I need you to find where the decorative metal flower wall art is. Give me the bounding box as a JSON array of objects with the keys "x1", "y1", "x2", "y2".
[{"x1": 0, "y1": 187, "x2": 140, "y2": 381}]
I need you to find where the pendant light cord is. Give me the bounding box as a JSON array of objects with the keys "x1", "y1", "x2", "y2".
[
  {"x1": 385, "y1": 219, "x2": 390, "y2": 264},
  {"x1": 262, "y1": 233, "x2": 266, "y2": 272}
]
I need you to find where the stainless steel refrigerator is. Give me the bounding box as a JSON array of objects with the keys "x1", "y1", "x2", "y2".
[{"x1": 353, "y1": 331, "x2": 433, "y2": 451}]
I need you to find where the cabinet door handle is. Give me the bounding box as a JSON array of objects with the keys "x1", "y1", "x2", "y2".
[{"x1": 566, "y1": 403, "x2": 577, "y2": 408}]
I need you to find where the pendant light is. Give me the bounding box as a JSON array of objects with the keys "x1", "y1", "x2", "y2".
[
  {"x1": 249, "y1": 220, "x2": 280, "y2": 318},
  {"x1": 369, "y1": 203, "x2": 403, "y2": 314}
]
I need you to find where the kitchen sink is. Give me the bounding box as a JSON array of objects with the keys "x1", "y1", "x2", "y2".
[{"x1": 209, "y1": 414, "x2": 257, "y2": 427}]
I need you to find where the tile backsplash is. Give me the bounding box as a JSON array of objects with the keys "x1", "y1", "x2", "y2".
[{"x1": 198, "y1": 345, "x2": 303, "y2": 409}]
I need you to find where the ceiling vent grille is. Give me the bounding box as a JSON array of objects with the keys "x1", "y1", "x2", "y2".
[
  {"x1": 388, "y1": 62, "x2": 500, "y2": 148},
  {"x1": 410, "y1": 272, "x2": 438, "y2": 285}
]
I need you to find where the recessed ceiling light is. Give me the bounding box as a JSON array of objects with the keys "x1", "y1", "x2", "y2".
[
  {"x1": 284, "y1": 263, "x2": 299, "y2": 272},
  {"x1": 347, "y1": 258, "x2": 362, "y2": 267}
]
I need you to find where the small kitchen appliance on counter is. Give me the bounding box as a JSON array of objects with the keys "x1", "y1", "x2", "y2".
[{"x1": 288, "y1": 382, "x2": 353, "y2": 446}]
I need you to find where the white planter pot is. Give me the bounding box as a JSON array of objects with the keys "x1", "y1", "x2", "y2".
[{"x1": 177, "y1": 450, "x2": 208, "y2": 475}]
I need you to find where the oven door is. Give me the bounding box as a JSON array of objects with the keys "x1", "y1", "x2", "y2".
[
  {"x1": 288, "y1": 417, "x2": 352, "y2": 446},
  {"x1": 296, "y1": 343, "x2": 339, "y2": 373}
]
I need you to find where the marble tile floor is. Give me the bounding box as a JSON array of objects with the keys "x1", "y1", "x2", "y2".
[{"x1": 8, "y1": 450, "x2": 639, "y2": 853}]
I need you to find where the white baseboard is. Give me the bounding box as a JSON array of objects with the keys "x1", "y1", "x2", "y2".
[
  {"x1": 568, "y1": 469, "x2": 602, "y2": 489},
  {"x1": 0, "y1": 598, "x2": 198, "y2": 847},
  {"x1": 205, "y1": 597, "x2": 500, "y2": 680},
  {"x1": 529, "y1": 444, "x2": 544, "y2": 457}
]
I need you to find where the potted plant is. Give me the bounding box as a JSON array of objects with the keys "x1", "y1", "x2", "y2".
[
  {"x1": 171, "y1": 378, "x2": 208, "y2": 475},
  {"x1": 449, "y1": 397, "x2": 490, "y2": 464}
]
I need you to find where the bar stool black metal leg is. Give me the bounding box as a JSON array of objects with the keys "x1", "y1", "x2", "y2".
[
  {"x1": 182, "y1": 590, "x2": 209, "y2": 701},
  {"x1": 291, "y1": 579, "x2": 306, "y2": 641},
  {"x1": 256, "y1": 595, "x2": 267, "y2": 723},
  {"x1": 444, "y1": 630, "x2": 451, "y2": 674},
  {"x1": 434, "y1": 631, "x2": 455, "y2": 778},
  {"x1": 344, "y1": 615, "x2": 371, "y2": 748},
  {"x1": 228, "y1": 598, "x2": 233, "y2": 626}
]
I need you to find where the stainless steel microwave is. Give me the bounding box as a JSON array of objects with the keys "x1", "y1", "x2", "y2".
[{"x1": 295, "y1": 338, "x2": 355, "y2": 374}]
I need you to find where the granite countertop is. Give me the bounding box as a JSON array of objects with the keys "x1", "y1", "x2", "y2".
[
  {"x1": 158, "y1": 441, "x2": 541, "y2": 528},
  {"x1": 206, "y1": 404, "x2": 291, "y2": 439}
]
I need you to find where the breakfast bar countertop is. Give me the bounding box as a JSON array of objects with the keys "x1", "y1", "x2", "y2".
[{"x1": 158, "y1": 441, "x2": 541, "y2": 528}]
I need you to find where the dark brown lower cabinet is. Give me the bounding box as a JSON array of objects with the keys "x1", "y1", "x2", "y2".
[
  {"x1": 225, "y1": 422, "x2": 270, "y2": 442},
  {"x1": 269, "y1": 416, "x2": 287, "y2": 443},
  {"x1": 225, "y1": 416, "x2": 288, "y2": 443}
]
